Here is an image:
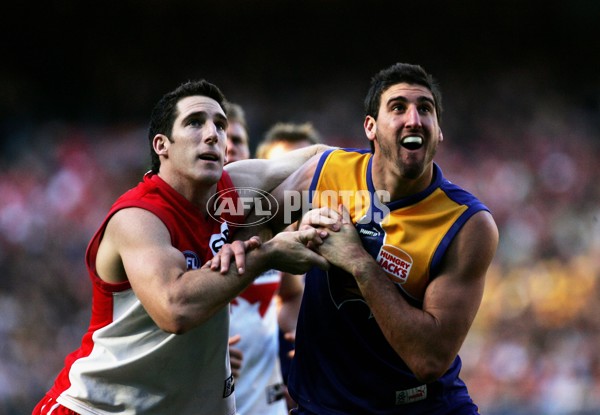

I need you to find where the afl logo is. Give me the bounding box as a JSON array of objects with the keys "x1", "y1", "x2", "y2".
[
  {"x1": 206, "y1": 187, "x2": 278, "y2": 227},
  {"x1": 376, "y1": 245, "x2": 412, "y2": 284},
  {"x1": 183, "y1": 250, "x2": 200, "y2": 270}
]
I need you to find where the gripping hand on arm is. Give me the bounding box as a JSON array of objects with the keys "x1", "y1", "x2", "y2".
[
  {"x1": 209, "y1": 226, "x2": 329, "y2": 276},
  {"x1": 305, "y1": 204, "x2": 499, "y2": 383}
]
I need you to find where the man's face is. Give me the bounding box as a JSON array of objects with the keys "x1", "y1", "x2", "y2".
[
  {"x1": 225, "y1": 121, "x2": 250, "y2": 164},
  {"x1": 365, "y1": 82, "x2": 442, "y2": 180},
  {"x1": 162, "y1": 95, "x2": 228, "y2": 185}
]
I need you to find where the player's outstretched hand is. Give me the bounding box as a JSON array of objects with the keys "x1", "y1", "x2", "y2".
[{"x1": 208, "y1": 236, "x2": 262, "y2": 274}]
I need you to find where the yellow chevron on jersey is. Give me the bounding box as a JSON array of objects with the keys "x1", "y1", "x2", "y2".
[{"x1": 309, "y1": 148, "x2": 473, "y2": 302}]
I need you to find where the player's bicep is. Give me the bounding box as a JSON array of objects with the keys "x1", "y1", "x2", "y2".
[
  {"x1": 424, "y1": 211, "x2": 498, "y2": 342},
  {"x1": 104, "y1": 209, "x2": 187, "y2": 312},
  {"x1": 225, "y1": 158, "x2": 268, "y2": 189}
]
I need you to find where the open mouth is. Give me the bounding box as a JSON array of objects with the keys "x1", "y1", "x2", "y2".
[
  {"x1": 401, "y1": 136, "x2": 423, "y2": 150},
  {"x1": 199, "y1": 153, "x2": 219, "y2": 161}
]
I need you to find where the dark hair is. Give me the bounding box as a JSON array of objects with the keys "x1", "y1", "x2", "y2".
[
  {"x1": 148, "y1": 80, "x2": 226, "y2": 173},
  {"x1": 364, "y1": 62, "x2": 443, "y2": 123}
]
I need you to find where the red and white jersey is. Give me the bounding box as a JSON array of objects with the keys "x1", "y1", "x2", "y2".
[
  {"x1": 44, "y1": 172, "x2": 243, "y2": 415},
  {"x1": 229, "y1": 269, "x2": 288, "y2": 415}
]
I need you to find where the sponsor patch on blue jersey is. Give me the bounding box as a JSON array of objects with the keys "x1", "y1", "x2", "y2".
[{"x1": 396, "y1": 385, "x2": 427, "y2": 405}]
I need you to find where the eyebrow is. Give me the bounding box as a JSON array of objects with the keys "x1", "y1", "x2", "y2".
[
  {"x1": 181, "y1": 110, "x2": 228, "y2": 126},
  {"x1": 387, "y1": 95, "x2": 435, "y2": 107}
]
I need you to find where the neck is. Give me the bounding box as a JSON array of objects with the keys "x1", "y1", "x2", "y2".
[
  {"x1": 371, "y1": 156, "x2": 434, "y2": 201},
  {"x1": 158, "y1": 172, "x2": 217, "y2": 214}
]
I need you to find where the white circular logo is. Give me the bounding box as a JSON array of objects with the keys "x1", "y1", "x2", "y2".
[{"x1": 206, "y1": 187, "x2": 279, "y2": 227}]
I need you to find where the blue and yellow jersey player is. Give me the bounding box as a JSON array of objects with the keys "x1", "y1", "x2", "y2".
[{"x1": 257, "y1": 63, "x2": 499, "y2": 415}]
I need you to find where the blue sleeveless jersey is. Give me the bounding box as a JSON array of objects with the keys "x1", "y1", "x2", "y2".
[{"x1": 287, "y1": 148, "x2": 488, "y2": 415}]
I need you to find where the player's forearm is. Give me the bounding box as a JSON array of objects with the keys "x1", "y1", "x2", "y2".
[
  {"x1": 161, "y1": 243, "x2": 279, "y2": 334},
  {"x1": 167, "y1": 230, "x2": 324, "y2": 334},
  {"x1": 321, "y1": 231, "x2": 452, "y2": 374},
  {"x1": 155, "y1": 271, "x2": 252, "y2": 334},
  {"x1": 350, "y1": 260, "x2": 461, "y2": 383}
]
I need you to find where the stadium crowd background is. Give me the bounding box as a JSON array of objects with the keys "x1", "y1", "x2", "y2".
[{"x1": 1, "y1": 1, "x2": 599, "y2": 414}]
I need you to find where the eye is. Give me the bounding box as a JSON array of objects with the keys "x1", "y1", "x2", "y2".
[
  {"x1": 215, "y1": 121, "x2": 227, "y2": 131},
  {"x1": 418, "y1": 103, "x2": 434, "y2": 114},
  {"x1": 187, "y1": 115, "x2": 205, "y2": 127},
  {"x1": 391, "y1": 103, "x2": 406, "y2": 113}
]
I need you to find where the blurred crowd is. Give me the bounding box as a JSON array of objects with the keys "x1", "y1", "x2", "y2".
[{"x1": 0, "y1": 72, "x2": 599, "y2": 414}]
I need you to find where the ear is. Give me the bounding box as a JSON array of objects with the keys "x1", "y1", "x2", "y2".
[
  {"x1": 153, "y1": 134, "x2": 170, "y2": 156},
  {"x1": 364, "y1": 115, "x2": 377, "y2": 143},
  {"x1": 439, "y1": 130, "x2": 444, "y2": 143}
]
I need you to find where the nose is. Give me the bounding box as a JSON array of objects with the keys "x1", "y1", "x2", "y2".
[
  {"x1": 204, "y1": 121, "x2": 220, "y2": 144},
  {"x1": 405, "y1": 105, "x2": 422, "y2": 129}
]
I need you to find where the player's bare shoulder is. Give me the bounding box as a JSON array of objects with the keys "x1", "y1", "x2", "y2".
[{"x1": 453, "y1": 210, "x2": 498, "y2": 274}]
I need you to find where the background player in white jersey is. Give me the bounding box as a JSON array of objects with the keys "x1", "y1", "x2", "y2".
[{"x1": 224, "y1": 113, "x2": 322, "y2": 415}]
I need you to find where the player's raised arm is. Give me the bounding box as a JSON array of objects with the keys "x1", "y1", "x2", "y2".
[
  {"x1": 100, "y1": 206, "x2": 328, "y2": 334},
  {"x1": 225, "y1": 143, "x2": 331, "y2": 191}
]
